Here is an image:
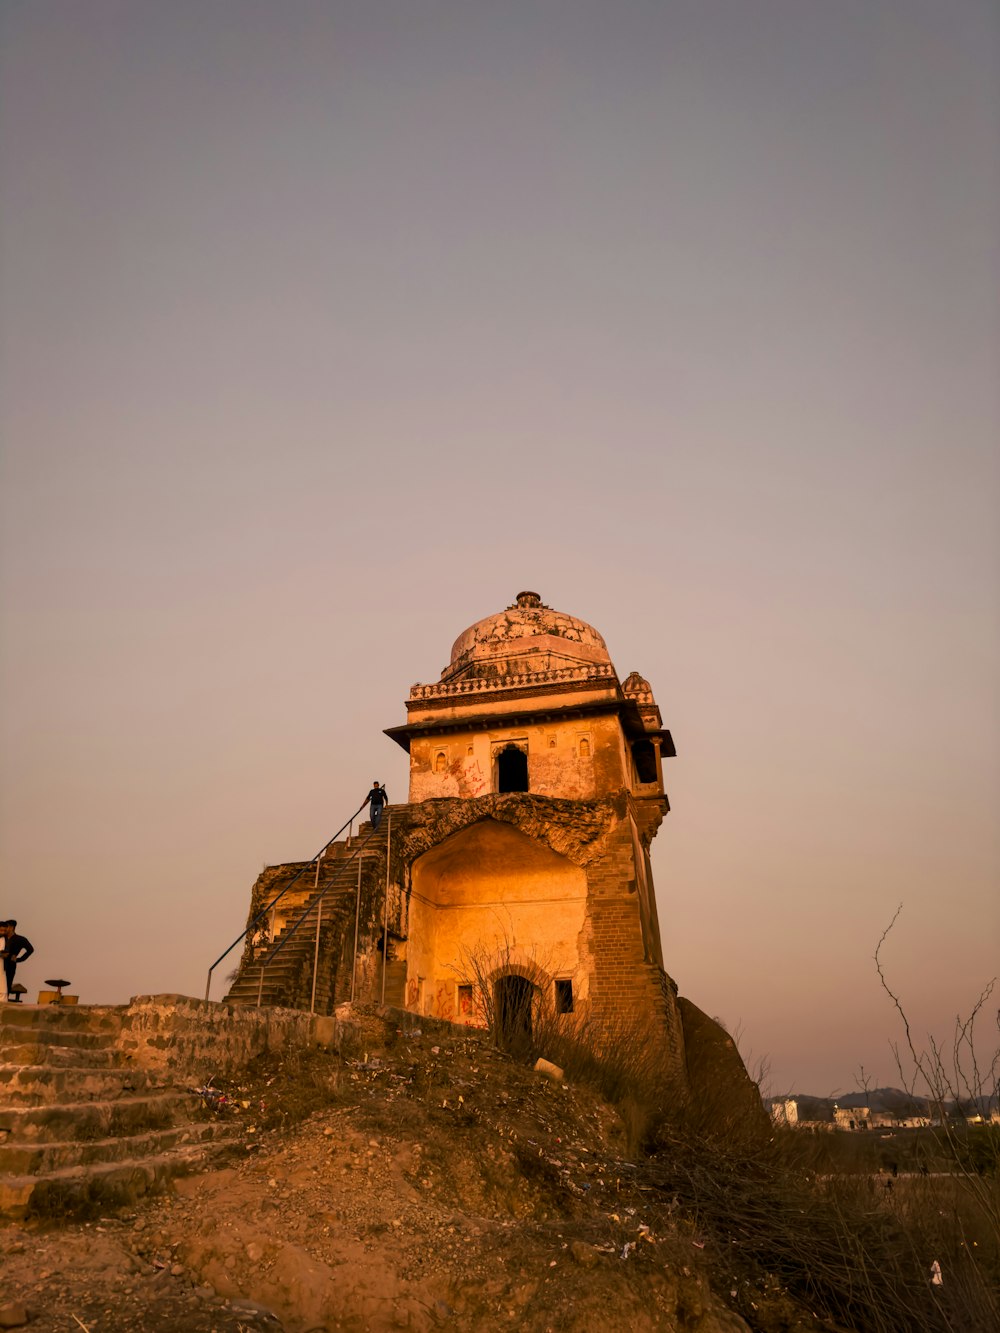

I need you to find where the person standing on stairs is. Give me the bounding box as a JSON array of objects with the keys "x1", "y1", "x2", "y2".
[
  {"x1": 364, "y1": 781, "x2": 388, "y2": 831},
  {"x1": 1, "y1": 920, "x2": 34, "y2": 999}
]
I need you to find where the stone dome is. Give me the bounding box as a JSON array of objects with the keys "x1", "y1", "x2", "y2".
[{"x1": 443, "y1": 591, "x2": 612, "y2": 683}]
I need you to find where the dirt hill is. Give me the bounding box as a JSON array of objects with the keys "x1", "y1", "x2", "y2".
[{"x1": 0, "y1": 1010, "x2": 824, "y2": 1333}]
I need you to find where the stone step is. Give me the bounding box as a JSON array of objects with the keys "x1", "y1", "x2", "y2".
[
  {"x1": 224, "y1": 848, "x2": 371, "y2": 1006},
  {"x1": 0, "y1": 1023, "x2": 117, "y2": 1051},
  {"x1": 0, "y1": 1004, "x2": 123, "y2": 1034},
  {"x1": 272, "y1": 902, "x2": 354, "y2": 940},
  {"x1": 2, "y1": 1042, "x2": 129, "y2": 1069},
  {"x1": 0, "y1": 1092, "x2": 189, "y2": 1143},
  {"x1": 0, "y1": 1141, "x2": 235, "y2": 1222},
  {"x1": 0, "y1": 1063, "x2": 164, "y2": 1107},
  {"x1": 224, "y1": 976, "x2": 297, "y2": 999},
  {"x1": 0, "y1": 1118, "x2": 230, "y2": 1176},
  {"x1": 225, "y1": 990, "x2": 303, "y2": 1008},
  {"x1": 226, "y1": 969, "x2": 307, "y2": 989}
]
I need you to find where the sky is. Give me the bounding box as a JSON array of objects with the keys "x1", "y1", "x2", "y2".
[{"x1": 1, "y1": 0, "x2": 997, "y2": 1095}]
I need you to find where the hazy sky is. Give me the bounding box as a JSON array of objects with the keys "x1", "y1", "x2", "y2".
[{"x1": 2, "y1": 1, "x2": 997, "y2": 1094}]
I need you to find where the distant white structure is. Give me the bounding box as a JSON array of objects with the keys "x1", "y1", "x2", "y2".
[
  {"x1": 770, "y1": 1098, "x2": 799, "y2": 1128},
  {"x1": 834, "y1": 1105, "x2": 871, "y2": 1131},
  {"x1": 770, "y1": 1096, "x2": 942, "y2": 1131}
]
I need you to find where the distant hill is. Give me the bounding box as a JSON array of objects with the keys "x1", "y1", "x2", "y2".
[
  {"x1": 767, "y1": 1088, "x2": 998, "y2": 1119},
  {"x1": 835, "y1": 1088, "x2": 930, "y2": 1115}
]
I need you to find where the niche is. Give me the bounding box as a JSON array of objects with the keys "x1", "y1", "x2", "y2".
[
  {"x1": 632, "y1": 739, "x2": 658, "y2": 784},
  {"x1": 554, "y1": 978, "x2": 574, "y2": 1014}
]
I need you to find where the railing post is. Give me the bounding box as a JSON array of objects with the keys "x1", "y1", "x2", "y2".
[
  {"x1": 380, "y1": 814, "x2": 392, "y2": 1006},
  {"x1": 256, "y1": 962, "x2": 265, "y2": 1008},
  {"x1": 350, "y1": 849, "x2": 363, "y2": 1003},
  {"x1": 310, "y1": 896, "x2": 323, "y2": 1014}
]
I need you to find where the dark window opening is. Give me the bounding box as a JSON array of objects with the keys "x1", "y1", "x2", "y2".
[
  {"x1": 458, "y1": 984, "x2": 475, "y2": 1017},
  {"x1": 495, "y1": 974, "x2": 534, "y2": 1055},
  {"x1": 497, "y1": 745, "x2": 529, "y2": 793},
  {"x1": 632, "y1": 739, "x2": 658, "y2": 785},
  {"x1": 554, "y1": 979, "x2": 574, "y2": 1014}
]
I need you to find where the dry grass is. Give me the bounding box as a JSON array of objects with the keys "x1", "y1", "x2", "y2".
[{"x1": 640, "y1": 1124, "x2": 1000, "y2": 1333}]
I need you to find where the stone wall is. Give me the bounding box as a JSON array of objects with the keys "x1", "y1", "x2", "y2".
[{"x1": 115, "y1": 994, "x2": 321, "y2": 1078}]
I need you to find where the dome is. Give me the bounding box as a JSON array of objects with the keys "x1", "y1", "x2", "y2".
[{"x1": 443, "y1": 591, "x2": 612, "y2": 683}]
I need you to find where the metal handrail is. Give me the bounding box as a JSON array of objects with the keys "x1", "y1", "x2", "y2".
[
  {"x1": 253, "y1": 813, "x2": 389, "y2": 1007},
  {"x1": 204, "y1": 801, "x2": 367, "y2": 1001}
]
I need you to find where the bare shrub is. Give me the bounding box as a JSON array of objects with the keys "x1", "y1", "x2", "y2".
[
  {"x1": 642, "y1": 1122, "x2": 998, "y2": 1333},
  {"x1": 450, "y1": 926, "x2": 670, "y2": 1152},
  {"x1": 450, "y1": 918, "x2": 557, "y2": 1057},
  {"x1": 875, "y1": 909, "x2": 999, "y2": 1193}
]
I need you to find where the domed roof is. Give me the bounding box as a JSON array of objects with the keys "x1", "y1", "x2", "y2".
[{"x1": 443, "y1": 591, "x2": 612, "y2": 683}]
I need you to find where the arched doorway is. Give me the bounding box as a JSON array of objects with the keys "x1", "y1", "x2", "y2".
[
  {"x1": 406, "y1": 818, "x2": 588, "y2": 1025},
  {"x1": 497, "y1": 745, "x2": 528, "y2": 793},
  {"x1": 495, "y1": 974, "x2": 533, "y2": 1055}
]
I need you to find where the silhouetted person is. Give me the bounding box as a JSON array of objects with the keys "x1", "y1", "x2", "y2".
[
  {"x1": 364, "y1": 782, "x2": 388, "y2": 832},
  {"x1": 1, "y1": 920, "x2": 34, "y2": 999}
]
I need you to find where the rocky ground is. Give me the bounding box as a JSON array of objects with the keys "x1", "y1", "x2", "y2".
[{"x1": 0, "y1": 1019, "x2": 816, "y2": 1333}]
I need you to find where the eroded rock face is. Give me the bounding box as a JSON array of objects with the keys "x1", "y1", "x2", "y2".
[
  {"x1": 393, "y1": 793, "x2": 624, "y2": 870},
  {"x1": 677, "y1": 998, "x2": 769, "y2": 1145}
]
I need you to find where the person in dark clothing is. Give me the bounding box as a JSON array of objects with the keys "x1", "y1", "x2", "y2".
[
  {"x1": 364, "y1": 782, "x2": 388, "y2": 831},
  {"x1": 1, "y1": 920, "x2": 34, "y2": 998}
]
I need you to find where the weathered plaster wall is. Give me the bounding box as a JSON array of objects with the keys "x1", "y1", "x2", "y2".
[
  {"x1": 408, "y1": 714, "x2": 629, "y2": 803},
  {"x1": 406, "y1": 819, "x2": 588, "y2": 1021}
]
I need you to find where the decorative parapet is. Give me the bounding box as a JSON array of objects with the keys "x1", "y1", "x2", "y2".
[{"x1": 409, "y1": 662, "x2": 616, "y2": 701}]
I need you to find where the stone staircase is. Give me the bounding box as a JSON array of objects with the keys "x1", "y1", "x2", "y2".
[
  {"x1": 224, "y1": 817, "x2": 389, "y2": 1012},
  {"x1": 0, "y1": 1003, "x2": 236, "y2": 1221}
]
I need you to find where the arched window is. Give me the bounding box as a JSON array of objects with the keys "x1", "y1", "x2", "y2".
[
  {"x1": 434, "y1": 751, "x2": 447, "y2": 773},
  {"x1": 578, "y1": 736, "x2": 591, "y2": 759},
  {"x1": 497, "y1": 745, "x2": 529, "y2": 793}
]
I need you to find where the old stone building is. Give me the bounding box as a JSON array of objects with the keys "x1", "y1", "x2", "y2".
[
  {"x1": 382, "y1": 590, "x2": 677, "y2": 1038},
  {"x1": 227, "y1": 591, "x2": 758, "y2": 1116}
]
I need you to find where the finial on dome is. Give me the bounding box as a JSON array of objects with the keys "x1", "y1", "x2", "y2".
[{"x1": 515, "y1": 590, "x2": 542, "y2": 609}]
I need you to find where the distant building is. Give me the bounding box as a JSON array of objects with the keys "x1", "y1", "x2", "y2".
[
  {"x1": 770, "y1": 1094, "x2": 943, "y2": 1132},
  {"x1": 770, "y1": 1098, "x2": 799, "y2": 1128},
  {"x1": 834, "y1": 1105, "x2": 871, "y2": 1131}
]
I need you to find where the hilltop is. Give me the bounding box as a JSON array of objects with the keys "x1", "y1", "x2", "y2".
[
  {"x1": 0, "y1": 1013, "x2": 797, "y2": 1333},
  {"x1": 2, "y1": 1010, "x2": 995, "y2": 1332}
]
